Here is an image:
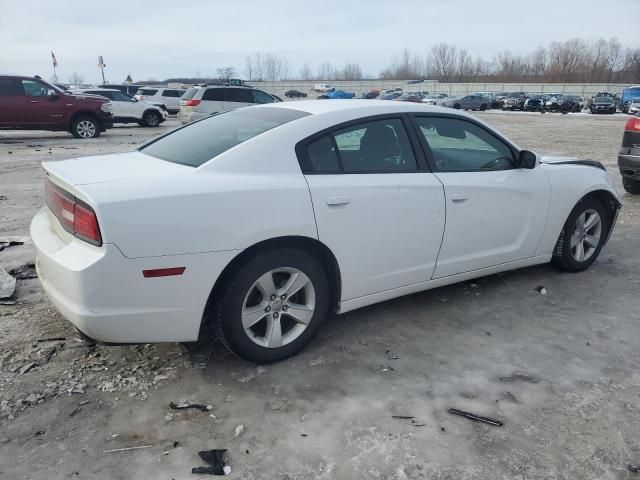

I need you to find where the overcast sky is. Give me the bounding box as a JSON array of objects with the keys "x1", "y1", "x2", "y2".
[{"x1": 0, "y1": 0, "x2": 637, "y2": 84}]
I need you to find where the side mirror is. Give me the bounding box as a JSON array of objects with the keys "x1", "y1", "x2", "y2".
[
  {"x1": 47, "y1": 89, "x2": 59, "y2": 100},
  {"x1": 517, "y1": 150, "x2": 537, "y2": 169}
]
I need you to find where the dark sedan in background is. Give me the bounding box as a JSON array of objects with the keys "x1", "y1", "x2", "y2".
[{"x1": 591, "y1": 96, "x2": 616, "y2": 114}]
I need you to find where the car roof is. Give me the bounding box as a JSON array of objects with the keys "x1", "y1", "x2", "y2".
[{"x1": 253, "y1": 99, "x2": 467, "y2": 117}]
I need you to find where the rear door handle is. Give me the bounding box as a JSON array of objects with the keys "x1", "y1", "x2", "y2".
[
  {"x1": 451, "y1": 193, "x2": 468, "y2": 202},
  {"x1": 326, "y1": 195, "x2": 351, "y2": 206}
]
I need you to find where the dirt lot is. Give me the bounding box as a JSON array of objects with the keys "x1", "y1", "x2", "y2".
[{"x1": 1, "y1": 111, "x2": 639, "y2": 479}]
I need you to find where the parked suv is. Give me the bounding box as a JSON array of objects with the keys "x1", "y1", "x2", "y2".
[
  {"x1": 134, "y1": 87, "x2": 185, "y2": 114},
  {"x1": 76, "y1": 88, "x2": 167, "y2": 127},
  {"x1": 618, "y1": 115, "x2": 640, "y2": 194},
  {"x1": 0, "y1": 75, "x2": 112, "y2": 138},
  {"x1": 179, "y1": 85, "x2": 277, "y2": 123}
]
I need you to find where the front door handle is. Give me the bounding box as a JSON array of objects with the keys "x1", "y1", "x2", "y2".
[
  {"x1": 451, "y1": 193, "x2": 468, "y2": 202},
  {"x1": 326, "y1": 195, "x2": 351, "y2": 206},
  {"x1": 28, "y1": 100, "x2": 38, "y2": 103}
]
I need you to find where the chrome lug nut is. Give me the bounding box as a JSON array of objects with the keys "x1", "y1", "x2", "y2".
[
  {"x1": 265, "y1": 306, "x2": 271, "y2": 312},
  {"x1": 273, "y1": 312, "x2": 279, "y2": 319},
  {"x1": 270, "y1": 294, "x2": 277, "y2": 301}
]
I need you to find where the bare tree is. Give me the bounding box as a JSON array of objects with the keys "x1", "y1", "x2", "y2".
[
  {"x1": 428, "y1": 43, "x2": 457, "y2": 82},
  {"x1": 68, "y1": 72, "x2": 84, "y2": 85},
  {"x1": 338, "y1": 63, "x2": 363, "y2": 80},
  {"x1": 216, "y1": 66, "x2": 235, "y2": 80},
  {"x1": 317, "y1": 62, "x2": 336, "y2": 80},
  {"x1": 244, "y1": 56, "x2": 254, "y2": 81},
  {"x1": 299, "y1": 63, "x2": 313, "y2": 80},
  {"x1": 456, "y1": 49, "x2": 474, "y2": 81}
]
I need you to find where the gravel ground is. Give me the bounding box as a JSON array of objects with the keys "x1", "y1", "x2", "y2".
[{"x1": 1, "y1": 110, "x2": 639, "y2": 479}]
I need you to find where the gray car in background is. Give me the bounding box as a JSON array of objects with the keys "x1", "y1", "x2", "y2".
[{"x1": 439, "y1": 94, "x2": 489, "y2": 111}]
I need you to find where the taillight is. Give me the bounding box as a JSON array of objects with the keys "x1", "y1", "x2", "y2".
[
  {"x1": 182, "y1": 99, "x2": 201, "y2": 107},
  {"x1": 44, "y1": 177, "x2": 102, "y2": 246},
  {"x1": 624, "y1": 117, "x2": 640, "y2": 132}
]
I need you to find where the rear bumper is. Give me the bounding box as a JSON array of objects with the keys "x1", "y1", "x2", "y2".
[
  {"x1": 31, "y1": 208, "x2": 237, "y2": 343},
  {"x1": 618, "y1": 153, "x2": 640, "y2": 179},
  {"x1": 178, "y1": 110, "x2": 209, "y2": 124}
]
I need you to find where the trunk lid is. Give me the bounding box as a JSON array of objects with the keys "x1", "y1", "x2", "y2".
[{"x1": 42, "y1": 151, "x2": 192, "y2": 186}]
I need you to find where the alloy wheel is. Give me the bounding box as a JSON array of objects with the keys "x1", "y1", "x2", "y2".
[
  {"x1": 241, "y1": 268, "x2": 316, "y2": 348},
  {"x1": 570, "y1": 209, "x2": 602, "y2": 262},
  {"x1": 77, "y1": 120, "x2": 96, "y2": 138}
]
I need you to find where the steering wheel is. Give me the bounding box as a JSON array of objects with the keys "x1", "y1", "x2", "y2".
[
  {"x1": 479, "y1": 156, "x2": 510, "y2": 170},
  {"x1": 434, "y1": 154, "x2": 449, "y2": 171}
]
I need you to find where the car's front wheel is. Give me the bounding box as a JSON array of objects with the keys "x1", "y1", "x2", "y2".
[
  {"x1": 143, "y1": 111, "x2": 161, "y2": 127},
  {"x1": 71, "y1": 115, "x2": 100, "y2": 139},
  {"x1": 211, "y1": 248, "x2": 330, "y2": 363},
  {"x1": 623, "y1": 176, "x2": 640, "y2": 194},
  {"x1": 552, "y1": 197, "x2": 608, "y2": 272}
]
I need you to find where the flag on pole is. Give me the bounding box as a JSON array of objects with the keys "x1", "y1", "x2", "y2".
[
  {"x1": 51, "y1": 51, "x2": 58, "y2": 67},
  {"x1": 98, "y1": 56, "x2": 106, "y2": 68}
]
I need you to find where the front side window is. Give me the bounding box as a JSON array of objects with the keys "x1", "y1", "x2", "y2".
[
  {"x1": 22, "y1": 80, "x2": 48, "y2": 97},
  {"x1": 416, "y1": 117, "x2": 514, "y2": 172},
  {"x1": 87, "y1": 91, "x2": 113, "y2": 99},
  {"x1": 137, "y1": 89, "x2": 158, "y2": 96},
  {"x1": 112, "y1": 91, "x2": 134, "y2": 102},
  {"x1": 253, "y1": 90, "x2": 275, "y2": 104},
  {"x1": 224, "y1": 88, "x2": 253, "y2": 103},
  {"x1": 305, "y1": 118, "x2": 417, "y2": 173},
  {"x1": 140, "y1": 107, "x2": 309, "y2": 167}
]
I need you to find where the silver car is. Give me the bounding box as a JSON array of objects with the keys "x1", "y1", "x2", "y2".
[
  {"x1": 439, "y1": 94, "x2": 489, "y2": 111},
  {"x1": 179, "y1": 85, "x2": 277, "y2": 123}
]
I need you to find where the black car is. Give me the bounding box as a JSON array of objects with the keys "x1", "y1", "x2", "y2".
[
  {"x1": 361, "y1": 90, "x2": 380, "y2": 99},
  {"x1": 501, "y1": 92, "x2": 527, "y2": 110},
  {"x1": 590, "y1": 96, "x2": 616, "y2": 114},
  {"x1": 284, "y1": 90, "x2": 307, "y2": 98},
  {"x1": 523, "y1": 95, "x2": 544, "y2": 111},
  {"x1": 618, "y1": 115, "x2": 640, "y2": 194}
]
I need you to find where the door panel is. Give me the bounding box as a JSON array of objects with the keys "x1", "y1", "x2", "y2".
[
  {"x1": 306, "y1": 173, "x2": 445, "y2": 300},
  {"x1": 433, "y1": 168, "x2": 549, "y2": 278}
]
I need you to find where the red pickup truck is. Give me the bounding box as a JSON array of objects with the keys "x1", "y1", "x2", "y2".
[{"x1": 0, "y1": 75, "x2": 113, "y2": 138}]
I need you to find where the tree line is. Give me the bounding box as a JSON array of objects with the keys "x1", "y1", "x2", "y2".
[{"x1": 237, "y1": 38, "x2": 638, "y2": 83}]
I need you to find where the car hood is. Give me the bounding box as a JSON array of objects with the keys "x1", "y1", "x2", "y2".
[
  {"x1": 43, "y1": 151, "x2": 192, "y2": 187},
  {"x1": 66, "y1": 93, "x2": 109, "y2": 103}
]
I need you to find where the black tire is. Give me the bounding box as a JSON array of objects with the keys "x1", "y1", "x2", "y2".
[
  {"x1": 453, "y1": 103, "x2": 461, "y2": 109},
  {"x1": 551, "y1": 196, "x2": 608, "y2": 272},
  {"x1": 480, "y1": 103, "x2": 487, "y2": 111},
  {"x1": 210, "y1": 248, "x2": 330, "y2": 363},
  {"x1": 143, "y1": 111, "x2": 161, "y2": 127},
  {"x1": 70, "y1": 115, "x2": 100, "y2": 139},
  {"x1": 623, "y1": 176, "x2": 640, "y2": 194}
]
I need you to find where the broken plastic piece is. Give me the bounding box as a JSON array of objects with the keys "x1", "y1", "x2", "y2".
[
  {"x1": 169, "y1": 401, "x2": 212, "y2": 412},
  {"x1": 447, "y1": 408, "x2": 503, "y2": 426},
  {"x1": 628, "y1": 464, "x2": 640, "y2": 474},
  {"x1": 535, "y1": 285, "x2": 547, "y2": 295},
  {"x1": 192, "y1": 449, "x2": 230, "y2": 475}
]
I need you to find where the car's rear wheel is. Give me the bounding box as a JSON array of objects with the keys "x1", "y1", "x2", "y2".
[
  {"x1": 552, "y1": 197, "x2": 608, "y2": 272},
  {"x1": 71, "y1": 116, "x2": 100, "y2": 139},
  {"x1": 454, "y1": 103, "x2": 461, "y2": 109},
  {"x1": 211, "y1": 248, "x2": 330, "y2": 363},
  {"x1": 143, "y1": 111, "x2": 161, "y2": 127},
  {"x1": 480, "y1": 103, "x2": 487, "y2": 111},
  {"x1": 623, "y1": 176, "x2": 640, "y2": 194}
]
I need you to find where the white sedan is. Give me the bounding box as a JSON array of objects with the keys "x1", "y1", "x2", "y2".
[{"x1": 31, "y1": 101, "x2": 621, "y2": 363}]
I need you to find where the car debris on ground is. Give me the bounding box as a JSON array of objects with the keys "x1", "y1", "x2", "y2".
[
  {"x1": 447, "y1": 408, "x2": 504, "y2": 426},
  {"x1": 0, "y1": 267, "x2": 16, "y2": 299},
  {"x1": 169, "y1": 401, "x2": 212, "y2": 412},
  {"x1": 192, "y1": 449, "x2": 231, "y2": 476}
]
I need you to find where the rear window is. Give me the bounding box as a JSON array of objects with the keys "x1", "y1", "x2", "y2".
[
  {"x1": 140, "y1": 107, "x2": 310, "y2": 167},
  {"x1": 182, "y1": 87, "x2": 199, "y2": 100},
  {"x1": 137, "y1": 89, "x2": 158, "y2": 96}
]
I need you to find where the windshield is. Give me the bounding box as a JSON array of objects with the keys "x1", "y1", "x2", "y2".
[
  {"x1": 594, "y1": 96, "x2": 612, "y2": 102},
  {"x1": 140, "y1": 107, "x2": 310, "y2": 167}
]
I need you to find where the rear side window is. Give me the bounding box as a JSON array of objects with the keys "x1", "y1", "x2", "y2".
[
  {"x1": 0, "y1": 78, "x2": 20, "y2": 95},
  {"x1": 137, "y1": 89, "x2": 158, "y2": 96},
  {"x1": 304, "y1": 118, "x2": 417, "y2": 173},
  {"x1": 202, "y1": 88, "x2": 225, "y2": 101},
  {"x1": 224, "y1": 88, "x2": 253, "y2": 103},
  {"x1": 162, "y1": 89, "x2": 183, "y2": 97},
  {"x1": 140, "y1": 107, "x2": 309, "y2": 167}
]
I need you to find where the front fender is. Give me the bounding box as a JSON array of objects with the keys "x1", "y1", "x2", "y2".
[{"x1": 535, "y1": 162, "x2": 620, "y2": 256}]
